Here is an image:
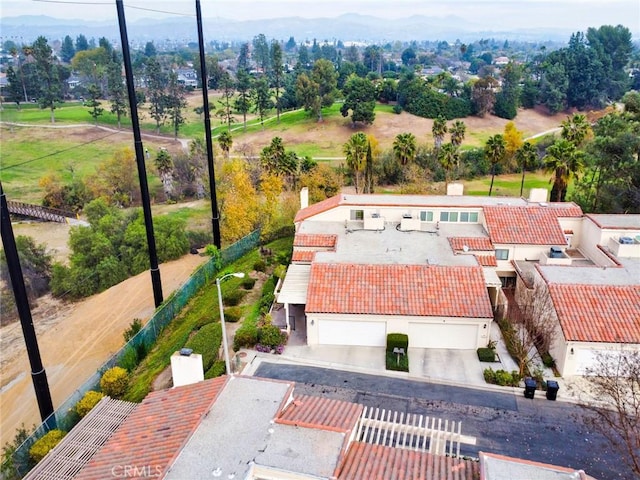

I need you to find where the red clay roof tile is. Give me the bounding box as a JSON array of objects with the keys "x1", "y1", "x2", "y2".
[
  {"x1": 294, "y1": 194, "x2": 342, "y2": 223},
  {"x1": 74, "y1": 376, "x2": 227, "y2": 480},
  {"x1": 292, "y1": 250, "x2": 316, "y2": 262},
  {"x1": 293, "y1": 233, "x2": 338, "y2": 248},
  {"x1": 306, "y1": 264, "x2": 493, "y2": 318},
  {"x1": 276, "y1": 395, "x2": 363, "y2": 433},
  {"x1": 335, "y1": 442, "x2": 480, "y2": 480},
  {"x1": 449, "y1": 237, "x2": 494, "y2": 252},
  {"x1": 484, "y1": 206, "x2": 576, "y2": 245},
  {"x1": 475, "y1": 255, "x2": 497, "y2": 267},
  {"x1": 548, "y1": 284, "x2": 640, "y2": 343}
]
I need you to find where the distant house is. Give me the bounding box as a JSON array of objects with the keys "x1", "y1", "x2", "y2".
[
  {"x1": 175, "y1": 68, "x2": 197, "y2": 88},
  {"x1": 494, "y1": 56, "x2": 510, "y2": 66}
]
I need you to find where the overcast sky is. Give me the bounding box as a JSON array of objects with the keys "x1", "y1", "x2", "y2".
[{"x1": 1, "y1": 0, "x2": 639, "y2": 33}]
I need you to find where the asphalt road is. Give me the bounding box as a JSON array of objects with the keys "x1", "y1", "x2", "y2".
[{"x1": 255, "y1": 363, "x2": 633, "y2": 480}]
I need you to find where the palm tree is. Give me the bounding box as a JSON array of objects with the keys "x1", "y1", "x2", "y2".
[
  {"x1": 438, "y1": 143, "x2": 460, "y2": 184},
  {"x1": 561, "y1": 113, "x2": 590, "y2": 146},
  {"x1": 154, "y1": 149, "x2": 174, "y2": 199},
  {"x1": 543, "y1": 139, "x2": 585, "y2": 202},
  {"x1": 392, "y1": 132, "x2": 417, "y2": 167},
  {"x1": 344, "y1": 132, "x2": 368, "y2": 193},
  {"x1": 485, "y1": 134, "x2": 506, "y2": 196},
  {"x1": 450, "y1": 120, "x2": 466, "y2": 148},
  {"x1": 515, "y1": 141, "x2": 538, "y2": 197},
  {"x1": 432, "y1": 116, "x2": 448, "y2": 150},
  {"x1": 218, "y1": 131, "x2": 233, "y2": 160}
]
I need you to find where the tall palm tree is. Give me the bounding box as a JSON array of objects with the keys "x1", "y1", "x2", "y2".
[
  {"x1": 154, "y1": 149, "x2": 174, "y2": 199},
  {"x1": 344, "y1": 132, "x2": 368, "y2": 193},
  {"x1": 450, "y1": 120, "x2": 466, "y2": 148},
  {"x1": 438, "y1": 143, "x2": 460, "y2": 184},
  {"x1": 432, "y1": 116, "x2": 448, "y2": 150},
  {"x1": 485, "y1": 134, "x2": 506, "y2": 196},
  {"x1": 543, "y1": 138, "x2": 585, "y2": 202},
  {"x1": 218, "y1": 131, "x2": 233, "y2": 160},
  {"x1": 561, "y1": 113, "x2": 590, "y2": 146},
  {"x1": 392, "y1": 132, "x2": 417, "y2": 167},
  {"x1": 515, "y1": 141, "x2": 538, "y2": 197}
]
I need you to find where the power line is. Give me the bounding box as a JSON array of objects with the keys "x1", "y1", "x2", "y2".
[
  {"x1": 0, "y1": 130, "x2": 121, "y2": 172},
  {"x1": 31, "y1": 0, "x2": 194, "y2": 17}
]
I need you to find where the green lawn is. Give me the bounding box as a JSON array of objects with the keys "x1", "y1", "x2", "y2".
[{"x1": 462, "y1": 171, "x2": 552, "y2": 197}]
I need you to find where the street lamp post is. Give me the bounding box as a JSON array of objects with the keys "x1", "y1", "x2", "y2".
[{"x1": 216, "y1": 272, "x2": 245, "y2": 375}]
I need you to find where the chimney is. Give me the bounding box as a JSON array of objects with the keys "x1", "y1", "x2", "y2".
[
  {"x1": 528, "y1": 188, "x2": 548, "y2": 203},
  {"x1": 446, "y1": 183, "x2": 464, "y2": 196},
  {"x1": 300, "y1": 187, "x2": 309, "y2": 209},
  {"x1": 170, "y1": 349, "x2": 204, "y2": 387}
]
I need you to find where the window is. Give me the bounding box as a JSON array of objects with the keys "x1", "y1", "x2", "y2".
[
  {"x1": 495, "y1": 249, "x2": 509, "y2": 260},
  {"x1": 459, "y1": 211, "x2": 479, "y2": 222},
  {"x1": 469, "y1": 212, "x2": 479, "y2": 222},
  {"x1": 440, "y1": 211, "x2": 449, "y2": 222},
  {"x1": 420, "y1": 211, "x2": 433, "y2": 222},
  {"x1": 350, "y1": 209, "x2": 363, "y2": 220},
  {"x1": 449, "y1": 211, "x2": 458, "y2": 222}
]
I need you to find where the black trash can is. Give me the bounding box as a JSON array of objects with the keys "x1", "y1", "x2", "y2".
[
  {"x1": 546, "y1": 380, "x2": 559, "y2": 400},
  {"x1": 524, "y1": 378, "x2": 537, "y2": 399}
]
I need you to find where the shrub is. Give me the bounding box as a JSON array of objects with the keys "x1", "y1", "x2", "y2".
[
  {"x1": 241, "y1": 277, "x2": 256, "y2": 290},
  {"x1": 273, "y1": 264, "x2": 286, "y2": 280},
  {"x1": 392, "y1": 104, "x2": 403, "y2": 114},
  {"x1": 233, "y1": 325, "x2": 258, "y2": 351},
  {"x1": 74, "y1": 391, "x2": 104, "y2": 418},
  {"x1": 186, "y1": 230, "x2": 210, "y2": 250},
  {"x1": 253, "y1": 259, "x2": 266, "y2": 272},
  {"x1": 205, "y1": 360, "x2": 226, "y2": 379},
  {"x1": 185, "y1": 322, "x2": 222, "y2": 372},
  {"x1": 258, "y1": 292, "x2": 275, "y2": 314},
  {"x1": 123, "y1": 318, "x2": 142, "y2": 342},
  {"x1": 204, "y1": 244, "x2": 222, "y2": 269},
  {"x1": 483, "y1": 368, "x2": 520, "y2": 387},
  {"x1": 258, "y1": 323, "x2": 287, "y2": 349},
  {"x1": 100, "y1": 366, "x2": 129, "y2": 398},
  {"x1": 29, "y1": 430, "x2": 66, "y2": 463},
  {"x1": 542, "y1": 352, "x2": 556, "y2": 368},
  {"x1": 386, "y1": 351, "x2": 409, "y2": 372},
  {"x1": 223, "y1": 289, "x2": 246, "y2": 306},
  {"x1": 223, "y1": 306, "x2": 243, "y2": 323},
  {"x1": 386, "y1": 333, "x2": 408, "y2": 354},
  {"x1": 477, "y1": 348, "x2": 497, "y2": 362}
]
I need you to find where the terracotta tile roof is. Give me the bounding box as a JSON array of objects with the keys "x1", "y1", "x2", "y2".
[
  {"x1": 548, "y1": 284, "x2": 640, "y2": 343},
  {"x1": 475, "y1": 254, "x2": 497, "y2": 267},
  {"x1": 306, "y1": 264, "x2": 493, "y2": 318},
  {"x1": 275, "y1": 395, "x2": 363, "y2": 433},
  {"x1": 294, "y1": 194, "x2": 342, "y2": 223},
  {"x1": 449, "y1": 237, "x2": 494, "y2": 252},
  {"x1": 292, "y1": 250, "x2": 315, "y2": 262},
  {"x1": 545, "y1": 203, "x2": 583, "y2": 217},
  {"x1": 293, "y1": 233, "x2": 337, "y2": 248},
  {"x1": 335, "y1": 442, "x2": 480, "y2": 480},
  {"x1": 74, "y1": 376, "x2": 227, "y2": 480},
  {"x1": 484, "y1": 206, "x2": 573, "y2": 245}
]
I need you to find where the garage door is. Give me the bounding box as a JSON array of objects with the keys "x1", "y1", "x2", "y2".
[
  {"x1": 574, "y1": 349, "x2": 622, "y2": 375},
  {"x1": 318, "y1": 320, "x2": 386, "y2": 346},
  {"x1": 408, "y1": 323, "x2": 478, "y2": 349}
]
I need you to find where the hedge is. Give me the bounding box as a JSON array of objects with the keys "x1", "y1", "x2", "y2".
[
  {"x1": 74, "y1": 391, "x2": 104, "y2": 418},
  {"x1": 185, "y1": 322, "x2": 222, "y2": 373},
  {"x1": 100, "y1": 367, "x2": 128, "y2": 399},
  {"x1": 386, "y1": 333, "x2": 408, "y2": 354},
  {"x1": 477, "y1": 347, "x2": 497, "y2": 362},
  {"x1": 29, "y1": 430, "x2": 66, "y2": 463}
]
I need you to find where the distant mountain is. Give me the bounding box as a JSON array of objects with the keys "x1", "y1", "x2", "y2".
[{"x1": 0, "y1": 13, "x2": 578, "y2": 45}]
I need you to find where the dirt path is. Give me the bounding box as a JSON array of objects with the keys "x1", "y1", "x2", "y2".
[{"x1": 0, "y1": 253, "x2": 208, "y2": 446}]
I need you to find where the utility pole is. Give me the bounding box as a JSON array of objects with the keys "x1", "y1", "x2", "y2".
[
  {"x1": 115, "y1": 0, "x2": 163, "y2": 306},
  {"x1": 0, "y1": 183, "x2": 54, "y2": 424},
  {"x1": 196, "y1": 0, "x2": 222, "y2": 249}
]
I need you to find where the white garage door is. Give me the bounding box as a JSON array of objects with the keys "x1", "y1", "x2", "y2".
[
  {"x1": 409, "y1": 323, "x2": 478, "y2": 349},
  {"x1": 574, "y1": 349, "x2": 622, "y2": 375},
  {"x1": 318, "y1": 320, "x2": 386, "y2": 346},
  {"x1": 574, "y1": 349, "x2": 597, "y2": 375}
]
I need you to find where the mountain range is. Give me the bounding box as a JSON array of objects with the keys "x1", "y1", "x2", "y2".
[{"x1": 0, "y1": 13, "x2": 579, "y2": 45}]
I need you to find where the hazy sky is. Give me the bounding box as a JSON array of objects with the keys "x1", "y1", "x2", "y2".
[{"x1": 1, "y1": 0, "x2": 639, "y2": 33}]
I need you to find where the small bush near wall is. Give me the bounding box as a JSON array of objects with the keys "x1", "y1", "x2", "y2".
[
  {"x1": 29, "y1": 430, "x2": 66, "y2": 463},
  {"x1": 100, "y1": 367, "x2": 129, "y2": 399},
  {"x1": 223, "y1": 289, "x2": 246, "y2": 306},
  {"x1": 241, "y1": 277, "x2": 257, "y2": 290},
  {"x1": 387, "y1": 333, "x2": 409, "y2": 354},
  {"x1": 483, "y1": 368, "x2": 520, "y2": 387},
  {"x1": 224, "y1": 306, "x2": 243, "y2": 323},
  {"x1": 477, "y1": 348, "x2": 497, "y2": 362},
  {"x1": 386, "y1": 333, "x2": 409, "y2": 372},
  {"x1": 74, "y1": 391, "x2": 104, "y2": 418},
  {"x1": 386, "y1": 351, "x2": 409, "y2": 372}
]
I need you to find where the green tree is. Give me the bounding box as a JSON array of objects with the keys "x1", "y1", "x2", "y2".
[
  {"x1": 485, "y1": 134, "x2": 506, "y2": 196},
  {"x1": 515, "y1": 141, "x2": 538, "y2": 196},
  {"x1": 107, "y1": 51, "x2": 127, "y2": 128},
  {"x1": 539, "y1": 60, "x2": 568, "y2": 114},
  {"x1": 75, "y1": 34, "x2": 89, "y2": 51},
  {"x1": 344, "y1": 132, "x2": 368, "y2": 193},
  {"x1": 144, "y1": 41, "x2": 157, "y2": 58},
  {"x1": 218, "y1": 131, "x2": 233, "y2": 160},
  {"x1": 85, "y1": 84, "x2": 104, "y2": 125},
  {"x1": 32, "y1": 36, "x2": 63, "y2": 123},
  {"x1": 270, "y1": 40, "x2": 284, "y2": 123},
  {"x1": 450, "y1": 120, "x2": 466, "y2": 148},
  {"x1": 235, "y1": 70, "x2": 252, "y2": 130},
  {"x1": 586, "y1": 25, "x2": 633, "y2": 101},
  {"x1": 432, "y1": 116, "x2": 448, "y2": 150},
  {"x1": 295, "y1": 73, "x2": 321, "y2": 120},
  {"x1": 494, "y1": 63, "x2": 521, "y2": 119},
  {"x1": 311, "y1": 59, "x2": 338, "y2": 121},
  {"x1": 251, "y1": 76, "x2": 273, "y2": 128},
  {"x1": 154, "y1": 149, "x2": 174, "y2": 199},
  {"x1": 364, "y1": 142, "x2": 375, "y2": 194},
  {"x1": 252, "y1": 34, "x2": 270, "y2": 73},
  {"x1": 165, "y1": 71, "x2": 187, "y2": 140},
  {"x1": 471, "y1": 76, "x2": 498, "y2": 117},
  {"x1": 145, "y1": 57, "x2": 167, "y2": 134},
  {"x1": 544, "y1": 138, "x2": 585, "y2": 202},
  {"x1": 237, "y1": 42, "x2": 250, "y2": 73},
  {"x1": 340, "y1": 75, "x2": 376, "y2": 127},
  {"x1": 561, "y1": 113, "x2": 591, "y2": 146},
  {"x1": 60, "y1": 35, "x2": 75, "y2": 63},
  {"x1": 438, "y1": 143, "x2": 460, "y2": 184},
  {"x1": 5, "y1": 66, "x2": 23, "y2": 108},
  {"x1": 215, "y1": 72, "x2": 236, "y2": 131},
  {"x1": 392, "y1": 132, "x2": 417, "y2": 168}
]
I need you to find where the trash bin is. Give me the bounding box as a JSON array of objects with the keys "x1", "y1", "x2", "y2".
[
  {"x1": 524, "y1": 378, "x2": 537, "y2": 399},
  {"x1": 546, "y1": 380, "x2": 559, "y2": 400}
]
